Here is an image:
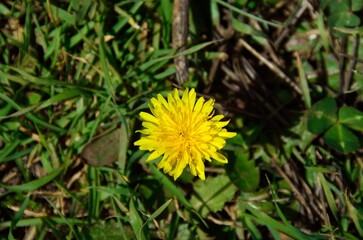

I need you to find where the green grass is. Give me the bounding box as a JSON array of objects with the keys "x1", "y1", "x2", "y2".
[{"x1": 1, "y1": 0, "x2": 363, "y2": 239}]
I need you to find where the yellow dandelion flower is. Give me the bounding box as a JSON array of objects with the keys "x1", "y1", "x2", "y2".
[{"x1": 134, "y1": 88, "x2": 236, "y2": 181}]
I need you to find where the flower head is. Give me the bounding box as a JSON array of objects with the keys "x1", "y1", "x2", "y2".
[{"x1": 134, "y1": 88, "x2": 236, "y2": 180}]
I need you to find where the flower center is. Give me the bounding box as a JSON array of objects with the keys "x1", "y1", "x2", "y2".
[{"x1": 177, "y1": 130, "x2": 194, "y2": 150}]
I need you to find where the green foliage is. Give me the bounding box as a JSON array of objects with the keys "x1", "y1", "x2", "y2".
[
  {"x1": 129, "y1": 197, "x2": 148, "y2": 240},
  {"x1": 323, "y1": 124, "x2": 360, "y2": 154},
  {"x1": 190, "y1": 175, "x2": 237, "y2": 217},
  {"x1": 307, "y1": 98, "x2": 363, "y2": 153},
  {"x1": 339, "y1": 106, "x2": 363, "y2": 131},
  {"x1": 307, "y1": 97, "x2": 337, "y2": 135},
  {"x1": 323, "y1": 0, "x2": 363, "y2": 36},
  {"x1": 226, "y1": 150, "x2": 260, "y2": 192}
]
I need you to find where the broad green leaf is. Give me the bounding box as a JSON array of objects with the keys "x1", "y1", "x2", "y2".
[
  {"x1": 307, "y1": 97, "x2": 337, "y2": 135},
  {"x1": 81, "y1": 129, "x2": 121, "y2": 167},
  {"x1": 339, "y1": 106, "x2": 363, "y2": 131},
  {"x1": 352, "y1": 0, "x2": 363, "y2": 11},
  {"x1": 190, "y1": 175, "x2": 237, "y2": 217},
  {"x1": 320, "y1": 53, "x2": 340, "y2": 91},
  {"x1": 328, "y1": 12, "x2": 361, "y2": 29},
  {"x1": 175, "y1": 224, "x2": 193, "y2": 240},
  {"x1": 26, "y1": 92, "x2": 42, "y2": 105},
  {"x1": 319, "y1": 0, "x2": 329, "y2": 9},
  {"x1": 323, "y1": 124, "x2": 360, "y2": 154},
  {"x1": 226, "y1": 150, "x2": 260, "y2": 192},
  {"x1": 325, "y1": 0, "x2": 349, "y2": 12}
]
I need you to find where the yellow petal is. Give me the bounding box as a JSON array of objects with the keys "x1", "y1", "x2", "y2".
[
  {"x1": 140, "y1": 112, "x2": 159, "y2": 124},
  {"x1": 161, "y1": 159, "x2": 173, "y2": 173},
  {"x1": 193, "y1": 122, "x2": 211, "y2": 135},
  {"x1": 198, "y1": 171, "x2": 205, "y2": 180},
  {"x1": 211, "y1": 137, "x2": 226, "y2": 149},
  {"x1": 211, "y1": 152, "x2": 228, "y2": 163},
  {"x1": 173, "y1": 88, "x2": 180, "y2": 102},
  {"x1": 211, "y1": 115, "x2": 224, "y2": 121},
  {"x1": 194, "y1": 97, "x2": 205, "y2": 113},
  {"x1": 149, "y1": 105, "x2": 158, "y2": 117},
  {"x1": 182, "y1": 88, "x2": 189, "y2": 103},
  {"x1": 157, "y1": 154, "x2": 168, "y2": 169},
  {"x1": 157, "y1": 94, "x2": 169, "y2": 110},
  {"x1": 198, "y1": 146, "x2": 211, "y2": 161},
  {"x1": 201, "y1": 99, "x2": 214, "y2": 115},
  {"x1": 194, "y1": 156, "x2": 205, "y2": 180},
  {"x1": 218, "y1": 130, "x2": 237, "y2": 139},
  {"x1": 197, "y1": 164, "x2": 205, "y2": 180},
  {"x1": 134, "y1": 138, "x2": 151, "y2": 146},
  {"x1": 151, "y1": 97, "x2": 161, "y2": 108},
  {"x1": 189, "y1": 162, "x2": 197, "y2": 176},
  {"x1": 146, "y1": 151, "x2": 164, "y2": 162},
  {"x1": 134, "y1": 139, "x2": 159, "y2": 151},
  {"x1": 200, "y1": 135, "x2": 213, "y2": 142},
  {"x1": 137, "y1": 129, "x2": 153, "y2": 134},
  {"x1": 142, "y1": 121, "x2": 158, "y2": 129},
  {"x1": 188, "y1": 88, "x2": 196, "y2": 110},
  {"x1": 162, "y1": 152, "x2": 178, "y2": 174},
  {"x1": 173, "y1": 153, "x2": 188, "y2": 180},
  {"x1": 214, "y1": 120, "x2": 230, "y2": 128},
  {"x1": 167, "y1": 93, "x2": 176, "y2": 111}
]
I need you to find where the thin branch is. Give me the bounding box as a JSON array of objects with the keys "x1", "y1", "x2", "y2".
[{"x1": 173, "y1": 0, "x2": 189, "y2": 86}]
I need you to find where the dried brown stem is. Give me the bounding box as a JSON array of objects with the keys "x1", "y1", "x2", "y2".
[
  {"x1": 238, "y1": 39, "x2": 302, "y2": 95},
  {"x1": 173, "y1": 0, "x2": 189, "y2": 86}
]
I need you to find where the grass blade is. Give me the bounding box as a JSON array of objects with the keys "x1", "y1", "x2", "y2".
[
  {"x1": 0, "y1": 168, "x2": 63, "y2": 193},
  {"x1": 140, "y1": 198, "x2": 172, "y2": 233},
  {"x1": 149, "y1": 164, "x2": 191, "y2": 209},
  {"x1": 129, "y1": 197, "x2": 147, "y2": 240}
]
